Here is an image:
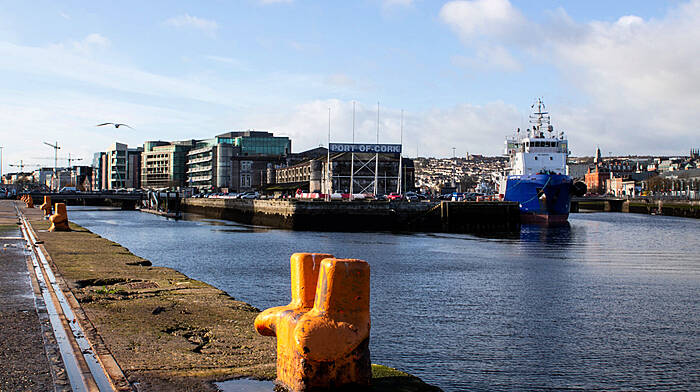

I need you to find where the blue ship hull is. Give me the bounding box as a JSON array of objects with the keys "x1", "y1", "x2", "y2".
[{"x1": 504, "y1": 174, "x2": 573, "y2": 224}]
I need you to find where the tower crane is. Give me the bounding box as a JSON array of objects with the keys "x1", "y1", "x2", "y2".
[
  {"x1": 8, "y1": 161, "x2": 41, "y2": 172},
  {"x1": 43, "y1": 141, "x2": 60, "y2": 191}
]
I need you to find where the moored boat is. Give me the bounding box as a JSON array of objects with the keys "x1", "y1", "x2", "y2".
[{"x1": 498, "y1": 99, "x2": 586, "y2": 224}]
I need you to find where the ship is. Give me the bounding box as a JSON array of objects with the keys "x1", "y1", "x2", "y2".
[{"x1": 498, "y1": 99, "x2": 586, "y2": 225}]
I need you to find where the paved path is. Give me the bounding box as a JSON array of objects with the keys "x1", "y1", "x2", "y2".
[{"x1": 0, "y1": 200, "x2": 68, "y2": 392}]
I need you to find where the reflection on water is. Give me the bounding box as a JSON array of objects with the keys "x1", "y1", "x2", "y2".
[
  {"x1": 215, "y1": 378, "x2": 276, "y2": 392},
  {"x1": 67, "y1": 207, "x2": 700, "y2": 391}
]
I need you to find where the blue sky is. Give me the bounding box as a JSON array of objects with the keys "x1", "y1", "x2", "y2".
[{"x1": 1, "y1": 0, "x2": 698, "y2": 173}]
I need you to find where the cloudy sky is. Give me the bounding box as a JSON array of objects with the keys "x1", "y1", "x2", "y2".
[{"x1": 1, "y1": 0, "x2": 698, "y2": 173}]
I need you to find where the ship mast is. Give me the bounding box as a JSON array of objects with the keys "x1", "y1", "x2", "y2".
[{"x1": 528, "y1": 98, "x2": 551, "y2": 138}]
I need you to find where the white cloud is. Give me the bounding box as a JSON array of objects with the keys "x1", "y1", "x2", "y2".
[
  {"x1": 0, "y1": 90, "x2": 217, "y2": 173},
  {"x1": 241, "y1": 99, "x2": 520, "y2": 156},
  {"x1": 441, "y1": 0, "x2": 700, "y2": 155},
  {"x1": 164, "y1": 14, "x2": 219, "y2": 37},
  {"x1": 452, "y1": 45, "x2": 521, "y2": 72},
  {"x1": 440, "y1": 0, "x2": 525, "y2": 41},
  {"x1": 544, "y1": 2, "x2": 700, "y2": 154},
  {"x1": 0, "y1": 40, "x2": 236, "y2": 106},
  {"x1": 325, "y1": 73, "x2": 356, "y2": 88}
]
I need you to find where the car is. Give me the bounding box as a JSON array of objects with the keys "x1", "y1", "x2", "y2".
[
  {"x1": 404, "y1": 191, "x2": 419, "y2": 201},
  {"x1": 239, "y1": 191, "x2": 260, "y2": 199},
  {"x1": 387, "y1": 192, "x2": 403, "y2": 201},
  {"x1": 59, "y1": 186, "x2": 77, "y2": 193}
]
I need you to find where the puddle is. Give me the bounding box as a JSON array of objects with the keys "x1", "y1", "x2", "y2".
[{"x1": 215, "y1": 378, "x2": 277, "y2": 392}]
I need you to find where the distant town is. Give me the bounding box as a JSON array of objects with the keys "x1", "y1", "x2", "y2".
[{"x1": 1, "y1": 129, "x2": 699, "y2": 200}]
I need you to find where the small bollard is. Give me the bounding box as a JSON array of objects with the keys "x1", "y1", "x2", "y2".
[
  {"x1": 23, "y1": 195, "x2": 34, "y2": 208},
  {"x1": 40, "y1": 196, "x2": 52, "y2": 217},
  {"x1": 255, "y1": 253, "x2": 371, "y2": 391},
  {"x1": 48, "y1": 203, "x2": 70, "y2": 232}
]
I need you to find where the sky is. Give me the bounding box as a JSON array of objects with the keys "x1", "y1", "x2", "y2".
[{"x1": 0, "y1": 0, "x2": 698, "y2": 173}]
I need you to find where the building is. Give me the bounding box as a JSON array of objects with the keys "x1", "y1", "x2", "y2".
[
  {"x1": 606, "y1": 176, "x2": 636, "y2": 197},
  {"x1": 105, "y1": 142, "x2": 142, "y2": 189},
  {"x1": 267, "y1": 147, "x2": 415, "y2": 196},
  {"x1": 72, "y1": 166, "x2": 94, "y2": 191},
  {"x1": 92, "y1": 152, "x2": 106, "y2": 190},
  {"x1": 186, "y1": 130, "x2": 291, "y2": 191},
  {"x1": 585, "y1": 166, "x2": 611, "y2": 194},
  {"x1": 231, "y1": 154, "x2": 285, "y2": 193},
  {"x1": 141, "y1": 140, "x2": 196, "y2": 189}
]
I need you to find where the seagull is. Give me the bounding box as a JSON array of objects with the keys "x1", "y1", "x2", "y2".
[{"x1": 96, "y1": 122, "x2": 133, "y2": 129}]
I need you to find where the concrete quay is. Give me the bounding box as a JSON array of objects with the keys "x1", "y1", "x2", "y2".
[
  {"x1": 2, "y1": 200, "x2": 442, "y2": 391},
  {"x1": 572, "y1": 197, "x2": 700, "y2": 219},
  {"x1": 182, "y1": 198, "x2": 521, "y2": 233}
]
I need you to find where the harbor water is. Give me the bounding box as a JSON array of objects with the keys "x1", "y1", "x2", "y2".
[{"x1": 67, "y1": 207, "x2": 700, "y2": 391}]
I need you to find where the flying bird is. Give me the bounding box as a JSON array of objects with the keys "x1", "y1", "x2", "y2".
[{"x1": 96, "y1": 122, "x2": 133, "y2": 129}]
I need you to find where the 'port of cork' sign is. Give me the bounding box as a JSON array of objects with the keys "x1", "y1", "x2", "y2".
[{"x1": 329, "y1": 143, "x2": 402, "y2": 153}]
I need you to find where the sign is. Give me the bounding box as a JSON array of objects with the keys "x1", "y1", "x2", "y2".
[{"x1": 329, "y1": 143, "x2": 402, "y2": 154}]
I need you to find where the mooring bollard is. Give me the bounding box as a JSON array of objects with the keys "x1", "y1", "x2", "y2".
[
  {"x1": 255, "y1": 253, "x2": 371, "y2": 392},
  {"x1": 40, "y1": 196, "x2": 52, "y2": 217},
  {"x1": 48, "y1": 203, "x2": 70, "y2": 232}
]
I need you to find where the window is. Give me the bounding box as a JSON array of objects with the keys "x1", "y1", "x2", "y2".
[
  {"x1": 240, "y1": 173, "x2": 251, "y2": 188},
  {"x1": 241, "y1": 161, "x2": 253, "y2": 171}
]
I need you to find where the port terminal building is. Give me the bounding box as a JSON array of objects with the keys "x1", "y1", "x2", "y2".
[{"x1": 265, "y1": 144, "x2": 415, "y2": 196}]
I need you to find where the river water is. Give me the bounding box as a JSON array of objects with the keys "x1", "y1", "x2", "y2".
[{"x1": 67, "y1": 207, "x2": 699, "y2": 391}]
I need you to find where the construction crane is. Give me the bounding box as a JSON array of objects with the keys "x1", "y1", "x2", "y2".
[
  {"x1": 32, "y1": 153, "x2": 84, "y2": 167},
  {"x1": 8, "y1": 161, "x2": 41, "y2": 172},
  {"x1": 66, "y1": 153, "x2": 83, "y2": 167},
  {"x1": 43, "y1": 141, "x2": 60, "y2": 191}
]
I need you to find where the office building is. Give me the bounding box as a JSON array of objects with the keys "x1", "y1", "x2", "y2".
[
  {"x1": 187, "y1": 130, "x2": 291, "y2": 191},
  {"x1": 141, "y1": 140, "x2": 196, "y2": 189},
  {"x1": 105, "y1": 142, "x2": 142, "y2": 189}
]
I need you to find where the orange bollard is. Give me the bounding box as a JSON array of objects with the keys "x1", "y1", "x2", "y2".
[
  {"x1": 48, "y1": 203, "x2": 70, "y2": 232},
  {"x1": 40, "y1": 196, "x2": 52, "y2": 217},
  {"x1": 255, "y1": 253, "x2": 371, "y2": 391}
]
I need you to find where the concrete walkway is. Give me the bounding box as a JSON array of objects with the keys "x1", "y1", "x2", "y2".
[{"x1": 0, "y1": 200, "x2": 68, "y2": 391}]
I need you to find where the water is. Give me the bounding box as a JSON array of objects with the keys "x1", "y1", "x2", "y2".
[{"x1": 67, "y1": 207, "x2": 700, "y2": 391}]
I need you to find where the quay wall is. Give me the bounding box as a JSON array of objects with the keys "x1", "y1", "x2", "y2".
[
  {"x1": 575, "y1": 199, "x2": 700, "y2": 219},
  {"x1": 182, "y1": 198, "x2": 520, "y2": 232},
  {"x1": 626, "y1": 200, "x2": 700, "y2": 219}
]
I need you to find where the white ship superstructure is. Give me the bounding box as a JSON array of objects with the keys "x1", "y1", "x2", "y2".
[{"x1": 504, "y1": 99, "x2": 569, "y2": 176}]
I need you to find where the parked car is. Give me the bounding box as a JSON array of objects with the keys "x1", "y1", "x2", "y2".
[
  {"x1": 387, "y1": 192, "x2": 403, "y2": 201},
  {"x1": 404, "y1": 191, "x2": 419, "y2": 201},
  {"x1": 240, "y1": 191, "x2": 260, "y2": 199}
]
